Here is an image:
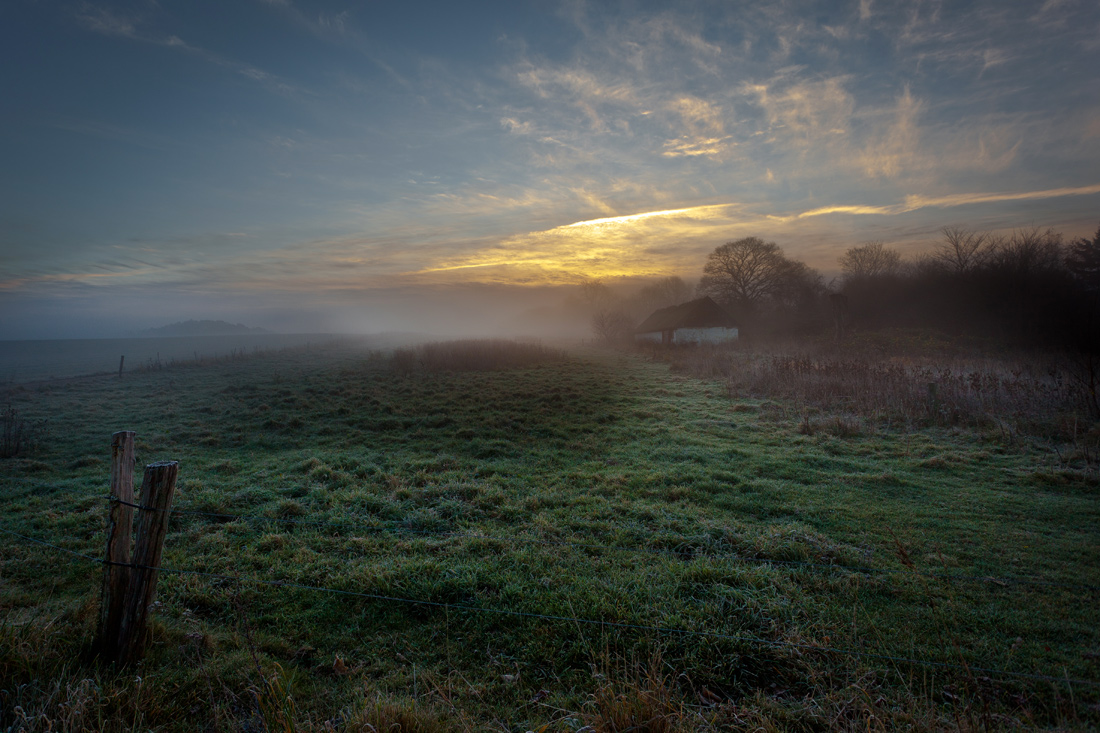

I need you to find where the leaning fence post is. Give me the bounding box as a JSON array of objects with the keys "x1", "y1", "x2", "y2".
[
  {"x1": 116, "y1": 460, "x2": 179, "y2": 666},
  {"x1": 98, "y1": 430, "x2": 136, "y2": 661}
]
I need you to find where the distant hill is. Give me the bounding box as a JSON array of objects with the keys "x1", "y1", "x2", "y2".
[{"x1": 137, "y1": 320, "x2": 271, "y2": 337}]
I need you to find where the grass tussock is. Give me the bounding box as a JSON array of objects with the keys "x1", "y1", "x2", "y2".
[
  {"x1": 583, "y1": 655, "x2": 688, "y2": 733},
  {"x1": 0, "y1": 613, "x2": 160, "y2": 733},
  {"x1": 389, "y1": 339, "x2": 566, "y2": 373},
  {"x1": 2, "y1": 340, "x2": 1098, "y2": 730},
  {"x1": 346, "y1": 697, "x2": 459, "y2": 732}
]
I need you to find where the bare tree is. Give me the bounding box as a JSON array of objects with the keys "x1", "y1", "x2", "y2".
[
  {"x1": 697, "y1": 237, "x2": 805, "y2": 309},
  {"x1": 579, "y1": 278, "x2": 616, "y2": 312},
  {"x1": 990, "y1": 227, "x2": 1064, "y2": 274},
  {"x1": 839, "y1": 242, "x2": 902, "y2": 280},
  {"x1": 1065, "y1": 224, "x2": 1100, "y2": 291},
  {"x1": 591, "y1": 309, "x2": 635, "y2": 344},
  {"x1": 932, "y1": 227, "x2": 992, "y2": 273},
  {"x1": 632, "y1": 276, "x2": 691, "y2": 314}
]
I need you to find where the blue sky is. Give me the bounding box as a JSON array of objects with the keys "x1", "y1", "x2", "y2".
[{"x1": 2, "y1": 0, "x2": 1099, "y2": 337}]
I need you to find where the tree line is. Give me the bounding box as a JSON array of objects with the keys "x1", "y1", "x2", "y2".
[
  {"x1": 695, "y1": 225, "x2": 1100, "y2": 345},
  {"x1": 587, "y1": 223, "x2": 1100, "y2": 347},
  {"x1": 583, "y1": 222, "x2": 1100, "y2": 416}
]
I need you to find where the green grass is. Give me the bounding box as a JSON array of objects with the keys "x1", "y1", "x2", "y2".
[{"x1": 1, "y1": 340, "x2": 1098, "y2": 730}]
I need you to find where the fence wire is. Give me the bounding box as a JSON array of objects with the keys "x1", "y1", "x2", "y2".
[
  {"x1": 3, "y1": 524, "x2": 1098, "y2": 691},
  {"x1": 109, "y1": 497, "x2": 1100, "y2": 593}
]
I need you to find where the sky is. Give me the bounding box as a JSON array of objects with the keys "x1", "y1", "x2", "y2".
[{"x1": 1, "y1": 0, "x2": 1099, "y2": 338}]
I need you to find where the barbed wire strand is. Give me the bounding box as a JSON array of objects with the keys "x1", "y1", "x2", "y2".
[
  {"x1": 3, "y1": 525, "x2": 1098, "y2": 690},
  {"x1": 110, "y1": 498, "x2": 1100, "y2": 592}
]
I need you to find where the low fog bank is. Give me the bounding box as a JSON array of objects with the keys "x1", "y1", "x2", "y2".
[
  {"x1": 0, "y1": 333, "x2": 338, "y2": 384},
  {"x1": 0, "y1": 280, "x2": 668, "y2": 342},
  {"x1": 6, "y1": 217, "x2": 1097, "y2": 351}
]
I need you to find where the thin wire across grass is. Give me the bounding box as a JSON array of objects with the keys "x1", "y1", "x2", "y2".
[
  {"x1": 4, "y1": 525, "x2": 1097, "y2": 691},
  {"x1": 100, "y1": 497, "x2": 1100, "y2": 592},
  {"x1": 4, "y1": 340, "x2": 1098, "y2": 729}
]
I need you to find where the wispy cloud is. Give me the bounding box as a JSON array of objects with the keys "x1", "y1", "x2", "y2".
[
  {"x1": 5, "y1": 0, "x2": 1099, "y2": 333},
  {"x1": 77, "y1": 3, "x2": 299, "y2": 96},
  {"x1": 774, "y1": 183, "x2": 1100, "y2": 222},
  {"x1": 859, "y1": 87, "x2": 922, "y2": 178},
  {"x1": 905, "y1": 183, "x2": 1100, "y2": 210}
]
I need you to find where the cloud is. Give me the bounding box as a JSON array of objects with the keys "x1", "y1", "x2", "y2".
[
  {"x1": 77, "y1": 3, "x2": 298, "y2": 96},
  {"x1": 904, "y1": 183, "x2": 1100, "y2": 210},
  {"x1": 77, "y1": 4, "x2": 137, "y2": 36},
  {"x1": 773, "y1": 183, "x2": 1100, "y2": 222},
  {"x1": 859, "y1": 86, "x2": 922, "y2": 178},
  {"x1": 7, "y1": 0, "x2": 1098, "y2": 321},
  {"x1": 404, "y1": 204, "x2": 752, "y2": 283},
  {"x1": 500, "y1": 117, "x2": 535, "y2": 135},
  {"x1": 660, "y1": 95, "x2": 733, "y2": 159},
  {"x1": 744, "y1": 76, "x2": 854, "y2": 148},
  {"x1": 661, "y1": 136, "x2": 732, "y2": 158}
]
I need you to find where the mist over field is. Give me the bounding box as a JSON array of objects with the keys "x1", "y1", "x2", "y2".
[
  {"x1": 0, "y1": 333, "x2": 335, "y2": 383},
  {"x1": 3, "y1": 0, "x2": 1100, "y2": 729}
]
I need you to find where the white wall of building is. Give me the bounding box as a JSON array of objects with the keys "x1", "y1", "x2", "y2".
[
  {"x1": 672, "y1": 327, "x2": 738, "y2": 344},
  {"x1": 635, "y1": 327, "x2": 738, "y2": 344}
]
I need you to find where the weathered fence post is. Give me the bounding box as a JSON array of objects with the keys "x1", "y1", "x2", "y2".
[
  {"x1": 115, "y1": 460, "x2": 179, "y2": 666},
  {"x1": 97, "y1": 430, "x2": 135, "y2": 660}
]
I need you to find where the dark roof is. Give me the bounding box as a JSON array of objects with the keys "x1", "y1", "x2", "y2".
[{"x1": 635, "y1": 296, "x2": 736, "y2": 334}]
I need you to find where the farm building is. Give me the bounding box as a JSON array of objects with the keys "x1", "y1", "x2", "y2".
[{"x1": 635, "y1": 296, "x2": 739, "y2": 345}]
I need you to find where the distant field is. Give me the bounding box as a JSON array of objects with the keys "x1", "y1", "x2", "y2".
[
  {"x1": 1, "y1": 340, "x2": 1097, "y2": 731},
  {"x1": 0, "y1": 333, "x2": 343, "y2": 383}
]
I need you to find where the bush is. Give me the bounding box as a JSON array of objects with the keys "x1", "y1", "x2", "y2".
[{"x1": 1, "y1": 405, "x2": 46, "y2": 458}]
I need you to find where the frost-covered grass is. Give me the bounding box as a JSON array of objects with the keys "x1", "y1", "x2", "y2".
[{"x1": 1, "y1": 339, "x2": 1097, "y2": 730}]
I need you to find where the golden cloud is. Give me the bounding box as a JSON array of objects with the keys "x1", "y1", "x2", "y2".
[{"x1": 411, "y1": 204, "x2": 742, "y2": 282}]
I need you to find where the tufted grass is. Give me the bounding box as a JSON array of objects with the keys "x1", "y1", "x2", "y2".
[{"x1": 1, "y1": 338, "x2": 1097, "y2": 730}]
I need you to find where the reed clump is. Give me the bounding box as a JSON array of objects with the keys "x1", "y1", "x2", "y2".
[{"x1": 650, "y1": 341, "x2": 1093, "y2": 440}]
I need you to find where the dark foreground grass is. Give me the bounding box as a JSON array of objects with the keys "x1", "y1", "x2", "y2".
[{"x1": 1, "y1": 338, "x2": 1098, "y2": 730}]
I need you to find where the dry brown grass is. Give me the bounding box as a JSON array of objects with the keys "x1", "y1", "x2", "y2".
[
  {"x1": 0, "y1": 612, "x2": 157, "y2": 733},
  {"x1": 642, "y1": 339, "x2": 1096, "y2": 444},
  {"x1": 582, "y1": 656, "x2": 686, "y2": 733},
  {"x1": 343, "y1": 698, "x2": 459, "y2": 732}
]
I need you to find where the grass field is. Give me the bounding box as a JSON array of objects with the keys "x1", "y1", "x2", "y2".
[{"x1": 1, "y1": 339, "x2": 1098, "y2": 731}]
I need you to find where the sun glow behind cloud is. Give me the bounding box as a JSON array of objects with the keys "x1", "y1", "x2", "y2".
[
  {"x1": 8, "y1": 182, "x2": 1100, "y2": 299},
  {"x1": 4, "y1": 0, "x2": 1100, "y2": 337},
  {"x1": 409, "y1": 183, "x2": 1100, "y2": 285},
  {"x1": 412, "y1": 204, "x2": 741, "y2": 282}
]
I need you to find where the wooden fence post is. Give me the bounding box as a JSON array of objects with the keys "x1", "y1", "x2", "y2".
[
  {"x1": 97, "y1": 430, "x2": 135, "y2": 661},
  {"x1": 115, "y1": 460, "x2": 179, "y2": 666}
]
